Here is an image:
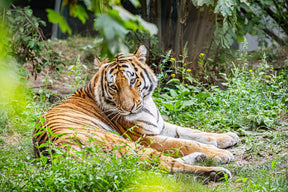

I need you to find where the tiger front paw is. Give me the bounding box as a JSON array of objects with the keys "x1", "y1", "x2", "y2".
[
  {"x1": 203, "y1": 145, "x2": 234, "y2": 164},
  {"x1": 217, "y1": 132, "x2": 239, "y2": 149}
]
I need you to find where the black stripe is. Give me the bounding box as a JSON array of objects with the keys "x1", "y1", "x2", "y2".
[
  {"x1": 131, "y1": 63, "x2": 138, "y2": 71},
  {"x1": 140, "y1": 72, "x2": 149, "y2": 90},
  {"x1": 142, "y1": 107, "x2": 154, "y2": 117},
  {"x1": 104, "y1": 98, "x2": 115, "y2": 105},
  {"x1": 85, "y1": 83, "x2": 94, "y2": 99},
  {"x1": 175, "y1": 129, "x2": 180, "y2": 138},
  {"x1": 38, "y1": 132, "x2": 48, "y2": 143},
  {"x1": 110, "y1": 62, "x2": 117, "y2": 67},
  {"x1": 109, "y1": 68, "x2": 114, "y2": 74},
  {"x1": 143, "y1": 68, "x2": 153, "y2": 84},
  {"x1": 121, "y1": 64, "x2": 129, "y2": 68},
  {"x1": 101, "y1": 69, "x2": 106, "y2": 98},
  {"x1": 137, "y1": 64, "x2": 153, "y2": 86}
]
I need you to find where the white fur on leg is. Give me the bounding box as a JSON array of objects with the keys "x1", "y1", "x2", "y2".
[{"x1": 176, "y1": 152, "x2": 208, "y2": 165}]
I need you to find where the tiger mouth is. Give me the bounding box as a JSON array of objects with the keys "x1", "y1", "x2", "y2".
[{"x1": 119, "y1": 104, "x2": 143, "y2": 116}]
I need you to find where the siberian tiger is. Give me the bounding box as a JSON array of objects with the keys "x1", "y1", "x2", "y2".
[{"x1": 33, "y1": 45, "x2": 239, "y2": 181}]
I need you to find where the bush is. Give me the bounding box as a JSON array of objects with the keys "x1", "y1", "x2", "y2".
[
  {"x1": 154, "y1": 53, "x2": 288, "y2": 132},
  {"x1": 2, "y1": 6, "x2": 63, "y2": 77}
]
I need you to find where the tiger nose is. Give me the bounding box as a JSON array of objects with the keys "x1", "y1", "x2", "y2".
[{"x1": 125, "y1": 103, "x2": 135, "y2": 112}]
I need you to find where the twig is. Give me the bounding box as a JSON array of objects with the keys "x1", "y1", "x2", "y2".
[{"x1": 11, "y1": 4, "x2": 46, "y2": 41}]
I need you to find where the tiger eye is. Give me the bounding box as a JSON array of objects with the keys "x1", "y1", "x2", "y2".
[
  {"x1": 109, "y1": 85, "x2": 117, "y2": 91},
  {"x1": 130, "y1": 78, "x2": 136, "y2": 84}
]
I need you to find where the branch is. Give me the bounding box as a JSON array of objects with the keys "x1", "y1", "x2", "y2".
[
  {"x1": 263, "y1": 28, "x2": 285, "y2": 46},
  {"x1": 240, "y1": 7, "x2": 285, "y2": 46},
  {"x1": 11, "y1": 4, "x2": 46, "y2": 41},
  {"x1": 255, "y1": 0, "x2": 288, "y2": 36},
  {"x1": 272, "y1": 0, "x2": 288, "y2": 24}
]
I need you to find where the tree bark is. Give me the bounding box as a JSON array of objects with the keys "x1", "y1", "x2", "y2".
[
  {"x1": 156, "y1": 0, "x2": 162, "y2": 48},
  {"x1": 184, "y1": 5, "x2": 215, "y2": 70},
  {"x1": 175, "y1": 0, "x2": 184, "y2": 56}
]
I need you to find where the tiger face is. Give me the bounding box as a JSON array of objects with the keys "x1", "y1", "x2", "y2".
[{"x1": 95, "y1": 45, "x2": 158, "y2": 116}]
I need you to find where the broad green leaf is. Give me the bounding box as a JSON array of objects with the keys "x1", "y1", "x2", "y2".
[
  {"x1": 107, "y1": 37, "x2": 129, "y2": 55},
  {"x1": 46, "y1": 9, "x2": 72, "y2": 35},
  {"x1": 73, "y1": 5, "x2": 89, "y2": 24},
  {"x1": 167, "y1": 78, "x2": 181, "y2": 84},
  {"x1": 130, "y1": 0, "x2": 140, "y2": 7},
  {"x1": 191, "y1": 0, "x2": 214, "y2": 7},
  {"x1": 162, "y1": 103, "x2": 174, "y2": 111},
  {"x1": 137, "y1": 17, "x2": 158, "y2": 35},
  {"x1": 214, "y1": 0, "x2": 235, "y2": 17},
  {"x1": 114, "y1": 6, "x2": 157, "y2": 35},
  {"x1": 180, "y1": 100, "x2": 196, "y2": 109},
  {"x1": 170, "y1": 89, "x2": 178, "y2": 98},
  {"x1": 175, "y1": 100, "x2": 182, "y2": 110},
  {"x1": 95, "y1": 14, "x2": 128, "y2": 40}
]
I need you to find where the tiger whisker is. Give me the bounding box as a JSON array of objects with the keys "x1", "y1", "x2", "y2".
[
  {"x1": 110, "y1": 112, "x2": 121, "y2": 121},
  {"x1": 101, "y1": 108, "x2": 118, "y2": 114},
  {"x1": 106, "y1": 111, "x2": 119, "y2": 118},
  {"x1": 115, "y1": 113, "x2": 122, "y2": 122}
]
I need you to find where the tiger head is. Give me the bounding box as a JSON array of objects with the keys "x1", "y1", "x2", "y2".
[{"x1": 94, "y1": 45, "x2": 158, "y2": 116}]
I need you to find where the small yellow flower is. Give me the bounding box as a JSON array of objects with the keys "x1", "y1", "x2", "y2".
[
  {"x1": 271, "y1": 67, "x2": 274, "y2": 70},
  {"x1": 185, "y1": 83, "x2": 188, "y2": 86},
  {"x1": 186, "y1": 68, "x2": 191, "y2": 72},
  {"x1": 171, "y1": 73, "x2": 175, "y2": 78},
  {"x1": 169, "y1": 97, "x2": 173, "y2": 100},
  {"x1": 249, "y1": 70, "x2": 253, "y2": 72},
  {"x1": 201, "y1": 103, "x2": 205, "y2": 105},
  {"x1": 170, "y1": 58, "x2": 175, "y2": 61},
  {"x1": 199, "y1": 53, "x2": 205, "y2": 57}
]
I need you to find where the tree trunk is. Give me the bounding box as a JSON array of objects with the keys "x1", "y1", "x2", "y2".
[
  {"x1": 184, "y1": 5, "x2": 215, "y2": 70},
  {"x1": 153, "y1": 0, "x2": 161, "y2": 48},
  {"x1": 175, "y1": 0, "x2": 184, "y2": 56}
]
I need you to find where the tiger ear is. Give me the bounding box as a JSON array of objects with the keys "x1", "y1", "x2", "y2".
[
  {"x1": 135, "y1": 45, "x2": 147, "y2": 65},
  {"x1": 94, "y1": 57, "x2": 109, "y2": 68}
]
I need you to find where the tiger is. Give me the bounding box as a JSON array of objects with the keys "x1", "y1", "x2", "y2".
[{"x1": 33, "y1": 45, "x2": 239, "y2": 181}]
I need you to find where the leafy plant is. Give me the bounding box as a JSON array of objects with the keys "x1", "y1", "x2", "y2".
[
  {"x1": 2, "y1": 5, "x2": 63, "y2": 77},
  {"x1": 68, "y1": 55, "x2": 88, "y2": 92},
  {"x1": 154, "y1": 50, "x2": 288, "y2": 132}
]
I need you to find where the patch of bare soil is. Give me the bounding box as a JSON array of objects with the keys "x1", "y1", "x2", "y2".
[
  {"x1": 233, "y1": 134, "x2": 287, "y2": 163},
  {"x1": 25, "y1": 37, "x2": 100, "y2": 98},
  {"x1": 0, "y1": 132, "x2": 22, "y2": 146}
]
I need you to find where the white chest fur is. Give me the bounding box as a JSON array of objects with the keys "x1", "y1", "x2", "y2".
[{"x1": 124, "y1": 96, "x2": 164, "y2": 135}]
